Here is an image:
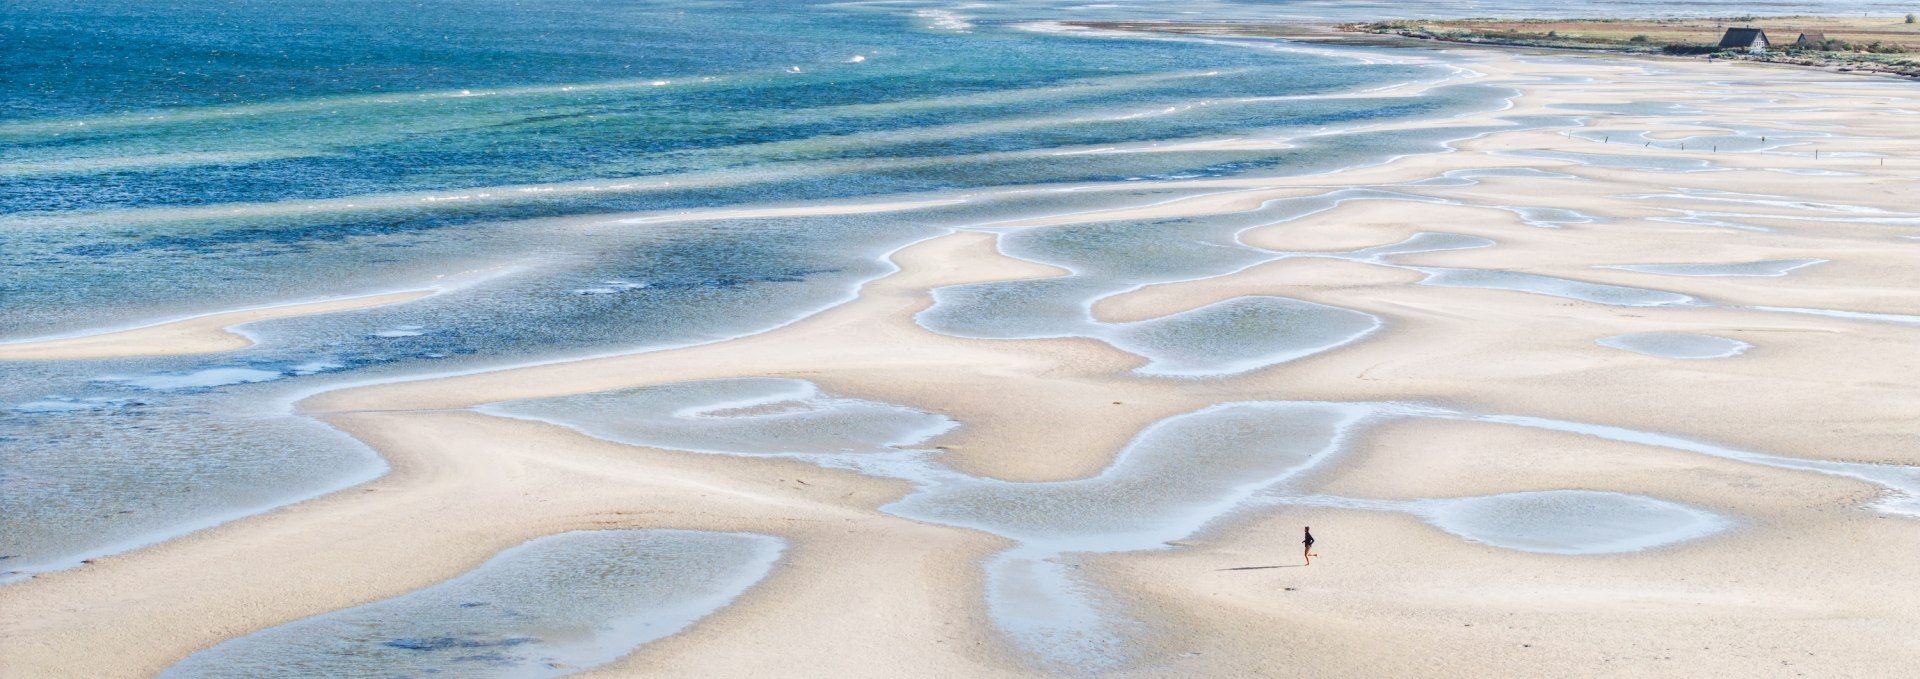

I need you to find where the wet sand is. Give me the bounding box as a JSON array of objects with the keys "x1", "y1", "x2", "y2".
[
  {"x1": 0, "y1": 290, "x2": 433, "y2": 361},
  {"x1": 4, "y1": 44, "x2": 1920, "y2": 678}
]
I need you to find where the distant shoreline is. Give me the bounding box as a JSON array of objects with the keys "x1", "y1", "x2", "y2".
[
  {"x1": 1343, "y1": 16, "x2": 1920, "y2": 79},
  {"x1": 1061, "y1": 17, "x2": 1920, "y2": 79}
]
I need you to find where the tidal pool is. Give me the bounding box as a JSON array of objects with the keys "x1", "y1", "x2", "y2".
[
  {"x1": 160, "y1": 530, "x2": 783, "y2": 678},
  {"x1": 1597, "y1": 332, "x2": 1751, "y2": 359},
  {"x1": 481, "y1": 381, "x2": 1920, "y2": 671}
]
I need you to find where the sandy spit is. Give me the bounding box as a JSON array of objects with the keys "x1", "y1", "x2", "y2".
[{"x1": 0, "y1": 290, "x2": 434, "y2": 361}]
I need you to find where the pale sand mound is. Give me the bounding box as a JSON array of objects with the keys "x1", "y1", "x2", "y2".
[{"x1": 0, "y1": 290, "x2": 432, "y2": 361}]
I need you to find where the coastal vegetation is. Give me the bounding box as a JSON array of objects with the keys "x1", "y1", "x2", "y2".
[{"x1": 1343, "y1": 16, "x2": 1920, "y2": 77}]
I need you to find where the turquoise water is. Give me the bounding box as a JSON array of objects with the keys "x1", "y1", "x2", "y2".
[
  {"x1": 1, "y1": 0, "x2": 1521, "y2": 578},
  {"x1": 0, "y1": 0, "x2": 1890, "y2": 578},
  {"x1": 0, "y1": 0, "x2": 1902, "y2": 671}
]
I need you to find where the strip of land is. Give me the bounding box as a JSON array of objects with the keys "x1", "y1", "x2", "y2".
[
  {"x1": 1342, "y1": 15, "x2": 1920, "y2": 78},
  {"x1": 0, "y1": 290, "x2": 434, "y2": 361},
  {"x1": 1065, "y1": 17, "x2": 1920, "y2": 78}
]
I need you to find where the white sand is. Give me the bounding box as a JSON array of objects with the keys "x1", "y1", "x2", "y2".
[
  {"x1": 4, "y1": 44, "x2": 1919, "y2": 678},
  {"x1": 0, "y1": 290, "x2": 433, "y2": 361}
]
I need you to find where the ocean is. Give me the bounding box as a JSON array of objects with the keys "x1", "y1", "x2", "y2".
[{"x1": 1, "y1": 0, "x2": 1494, "y2": 577}]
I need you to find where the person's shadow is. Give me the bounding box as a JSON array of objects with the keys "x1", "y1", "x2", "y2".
[{"x1": 1216, "y1": 565, "x2": 1305, "y2": 571}]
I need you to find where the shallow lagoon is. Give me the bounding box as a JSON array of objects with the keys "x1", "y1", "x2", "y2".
[
  {"x1": 0, "y1": 3, "x2": 1544, "y2": 575},
  {"x1": 480, "y1": 379, "x2": 1920, "y2": 670},
  {"x1": 160, "y1": 530, "x2": 783, "y2": 678},
  {"x1": 1598, "y1": 332, "x2": 1751, "y2": 359}
]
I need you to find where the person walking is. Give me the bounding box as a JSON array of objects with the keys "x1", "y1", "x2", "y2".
[{"x1": 1303, "y1": 526, "x2": 1317, "y2": 565}]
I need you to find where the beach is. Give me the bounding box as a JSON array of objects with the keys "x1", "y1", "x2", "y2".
[
  {"x1": 0, "y1": 290, "x2": 434, "y2": 361},
  {"x1": 4, "y1": 14, "x2": 1920, "y2": 679}
]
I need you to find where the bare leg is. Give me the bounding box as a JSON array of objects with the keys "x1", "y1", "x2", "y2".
[{"x1": 1304, "y1": 546, "x2": 1311, "y2": 565}]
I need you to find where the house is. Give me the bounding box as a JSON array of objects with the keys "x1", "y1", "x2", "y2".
[
  {"x1": 1794, "y1": 32, "x2": 1828, "y2": 49},
  {"x1": 1718, "y1": 27, "x2": 1771, "y2": 54}
]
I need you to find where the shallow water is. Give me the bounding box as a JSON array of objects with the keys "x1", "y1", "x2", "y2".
[
  {"x1": 1492, "y1": 149, "x2": 1726, "y2": 173},
  {"x1": 1600, "y1": 259, "x2": 1824, "y2": 278},
  {"x1": 1397, "y1": 167, "x2": 1576, "y2": 187},
  {"x1": 917, "y1": 188, "x2": 1452, "y2": 375},
  {"x1": 1410, "y1": 491, "x2": 1731, "y2": 555},
  {"x1": 0, "y1": 207, "x2": 951, "y2": 574},
  {"x1": 1447, "y1": 409, "x2": 1920, "y2": 517},
  {"x1": 1279, "y1": 229, "x2": 1706, "y2": 309},
  {"x1": 1410, "y1": 267, "x2": 1698, "y2": 306},
  {"x1": 490, "y1": 383, "x2": 1374, "y2": 669},
  {"x1": 1597, "y1": 332, "x2": 1752, "y2": 359},
  {"x1": 486, "y1": 379, "x2": 1920, "y2": 669},
  {"x1": 1617, "y1": 190, "x2": 1920, "y2": 233},
  {"x1": 1569, "y1": 123, "x2": 1826, "y2": 154},
  {"x1": 158, "y1": 530, "x2": 783, "y2": 679},
  {"x1": 1108, "y1": 296, "x2": 1382, "y2": 376},
  {"x1": 8, "y1": 0, "x2": 1915, "y2": 672},
  {"x1": 478, "y1": 378, "x2": 957, "y2": 455},
  {"x1": 914, "y1": 179, "x2": 1676, "y2": 374},
  {"x1": 1507, "y1": 206, "x2": 1597, "y2": 228},
  {"x1": 1, "y1": 0, "x2": 1565, "y2": 574},
  {"x1": 1295, "y1": 490, "x2": 1732, "y2": 555},
  {"x1": 1749, "y1": 305, "x2": 1920, "y2": 326}
]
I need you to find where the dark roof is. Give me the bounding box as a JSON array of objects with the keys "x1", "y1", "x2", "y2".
[
  {"x1": 1718, "y1": 28, "x2": 1770, "y2": 48},
  {"x1": 1795, "y1": 32, "x2": 1827, "y2": 45}
]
